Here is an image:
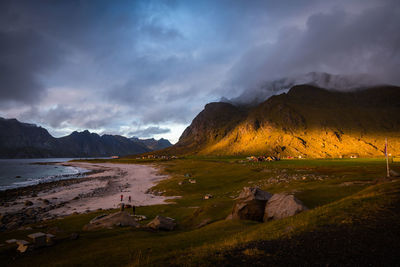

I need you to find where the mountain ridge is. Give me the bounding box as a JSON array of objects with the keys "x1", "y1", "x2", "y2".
[
  {"x1": 167, "y1": 84, "x2": 400, "y2": 157},
  {"x1": 0, "y1": 118, "x2": 172, "y2": 158},
  {"x1": 130, "y1": 137, "x2": 172, "y2": 151}
]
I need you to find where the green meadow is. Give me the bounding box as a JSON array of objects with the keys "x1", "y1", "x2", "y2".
[{"x1": 1, "y1": 157, "x2": 399, "y2": 266}]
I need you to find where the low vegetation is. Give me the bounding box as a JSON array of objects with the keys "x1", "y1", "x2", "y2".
[{"x1": 1, "y1": 157, "x2": 399, "y2": 266}]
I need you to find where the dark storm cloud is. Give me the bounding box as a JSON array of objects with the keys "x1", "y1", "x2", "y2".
[
  {"x1": 0, "y1": 0, "x2": 399, "y2": 141},
  {"x1": 226, "y1": 0, "x2": 400, "y2": 96},
  {"x1": 0, "y1": 0, "x2": 180, "y2": 104},
  {"x1": 129, "y1": 126, "x2": 171, "y2": 138},
  {"x1": 107, "y1": 53, "x2": 210, "y2": 123},
  {"x1": 20, "y1": 105, "x2": 121, "y2": 130},
  {"x1": 0, "y1": 0, "x2": 109, "y2": 106},
  {"x1": 0, "y1": 23, "x2": 62, "y2": 105}
]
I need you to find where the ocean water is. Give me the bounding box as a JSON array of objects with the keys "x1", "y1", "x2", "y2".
[{"x1": 0, "y1": 158, "x2": 91, "y2": 191}]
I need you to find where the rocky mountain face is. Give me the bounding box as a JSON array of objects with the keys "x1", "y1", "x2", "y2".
[
  {"x1": 130, "y1": 137, "x2": 172, "y2": 151},
  {"x1": 0, "y1": 119, "x2": 151, "y2": 158},
  {"x1": 0, "y1": 118, "x2": 57, "y2": 158},
  {"x1": 170, "y1": 85, "x2": 400, "y2": 157},
  {"x1": 55, "y1": 131, "x2": 150, "y2": 157}
]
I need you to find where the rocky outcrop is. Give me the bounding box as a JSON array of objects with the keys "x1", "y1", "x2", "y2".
[
  {"x1": 27, "y1": 232, "x2": 47, "y2": 248},
  {"x1": 264, "y1": 193, "x2": 308, "y2": 221},
  {"x1": 231, "y1": 187, "x2": 272, "y2": 222},
  {"x1": 230, "y1": 187, "x2": 308, "y2": 222},
  {"x1": 0, "y1": 206, "x2": 55, "y2": 231},
  {"x1": 10, "y1": 232, "x2": 56, "y2": 253},
  {"x1": 171, "y1": 102, "x2": 248, "y2": 154},
  {"x1": 16, "y1": 240, "x2": 30, "y2": 253},
  {"x1": 147, "y1": 215, "x2": 177, "y2": 231},
  {"x1": 83, "y1": 211, "x2": 140, "y2": 230}
]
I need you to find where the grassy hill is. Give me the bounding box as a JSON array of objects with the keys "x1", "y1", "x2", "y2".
[{"x1": 1, "y1": 157, "x2": 399, "y2": 266}]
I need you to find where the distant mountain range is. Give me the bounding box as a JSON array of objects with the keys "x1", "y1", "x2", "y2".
[
  {"x1": 0, "y1": 118, "x2": 172, "y2": 158},
  {"x1": 167, "y1": 84, "x2": 400, "y2": 158},
  {"x1": 130, "y1": 137, "x2": 172, "y2": 151}
]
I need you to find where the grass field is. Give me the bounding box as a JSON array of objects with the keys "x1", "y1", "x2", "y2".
[{"x1": 1, "y1": 157, "x2": 399, "y2": 266}]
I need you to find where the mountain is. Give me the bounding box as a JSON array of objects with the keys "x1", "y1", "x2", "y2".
[
  {"x1": 0, "y1": 118, "x2": 151, "y2": 158},
  {"x1": 168, "y1": 85, "x2": 400, "y2": 158},
  {"x1": 130, "y1": 137, "x2": 172, "y2": 151},
  {"x1": 0, "y1": 118, "x2": 59, "y2": 158},
  {"x1": 56, "y1": 131, "x2": 150, "y2": 157},
  {"x1": 228, "y1": 72, "x2": 384, "y2": 106}
]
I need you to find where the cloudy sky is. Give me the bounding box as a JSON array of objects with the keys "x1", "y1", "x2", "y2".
[{"x1": 1, "y1": 0, "x2": 399, "y2": 143}]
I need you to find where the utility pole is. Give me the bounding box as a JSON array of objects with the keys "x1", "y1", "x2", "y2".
[{"x1": 385, "y1": 138, "x2": 390, "y2": 177}]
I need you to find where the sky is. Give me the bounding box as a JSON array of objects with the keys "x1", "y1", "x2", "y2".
[{"x1": 0, "y1": 0, "x2": 399, "y2": 143}]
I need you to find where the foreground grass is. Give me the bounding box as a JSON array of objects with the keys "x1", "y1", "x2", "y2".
[{"x1": 1, "y1": 158, "x2": 399, "y2": 266}]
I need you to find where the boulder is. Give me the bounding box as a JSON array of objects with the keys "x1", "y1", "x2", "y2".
[
  {"x1": 89, "y1": 214, "x2": 108, "y2": 224},
  {"x1": 27, "y1": 232, "x2": 47, "y2": 248},
  {"x1": 83, "y1": 211, "x2": 140, "y2": 231},
  {"x1": 24, "y1": 200, "x2": 33, "y2": 206},
  {"x1": 46, "y1": 233, "x2": 55, "y2": 246},
  {"x1": 264, "y1": 193, "x2": 308, "y2": 221},
  {"x1": 133, "y1": 215, "x2": 147, "y2": 221},
  {"x1": 231, "y1": 187, "x2": 272, "y2": 222},
  {"x1": 147, "y1": 215, "x2": 176, "y2": 231},
  {"x1": 25, "y1": 208, "x2": 36, "y2": 216},
  {"x1": 204, "y1": 194, "x2": 213, "y2": 200},
  {"x1": 16, "y1": 240, "x2": 30, "y2": 253}
]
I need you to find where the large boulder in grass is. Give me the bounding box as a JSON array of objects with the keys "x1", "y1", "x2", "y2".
[
  {"x1": 263, "y1": 193, "x2": 308, "y2": 221},
  {"x1": 83, "y1": 211, "x2": 140, "y2": 230},
  {"x1": 147, "y1": 215, "x2": 177, "y2": 231},
  {"x1": 231, "y1": 187, "x2": 272, "y2": 222}
]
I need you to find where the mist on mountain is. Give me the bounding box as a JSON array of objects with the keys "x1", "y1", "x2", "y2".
[{"x1": 223, "y1": 72, "x2": 386, "y2": 106}]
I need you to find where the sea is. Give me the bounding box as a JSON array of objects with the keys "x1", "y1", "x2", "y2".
[{"x1": 0, "y1": 158, "x2": 92, "y2": 191}]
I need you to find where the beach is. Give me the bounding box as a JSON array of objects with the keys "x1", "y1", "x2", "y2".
[{"x1": 0, "y1": 162, "x2": 175, "y2": 230}]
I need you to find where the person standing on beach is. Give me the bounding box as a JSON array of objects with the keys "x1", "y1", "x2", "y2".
[{"x1": 120, "y1": 194, "x2": 123, "y2": 202}]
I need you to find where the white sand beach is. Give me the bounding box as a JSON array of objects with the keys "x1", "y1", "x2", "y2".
[{"x1": 1, "y1": 162, "x2": 176, "y2": 217}]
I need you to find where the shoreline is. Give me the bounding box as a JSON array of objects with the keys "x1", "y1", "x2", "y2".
[
  {"x1": 0, "y1": 158, "x2": 92, "y2": 191},
  {"x1": 0, "y1": 162, "x2": 176, "y2": 231}
]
